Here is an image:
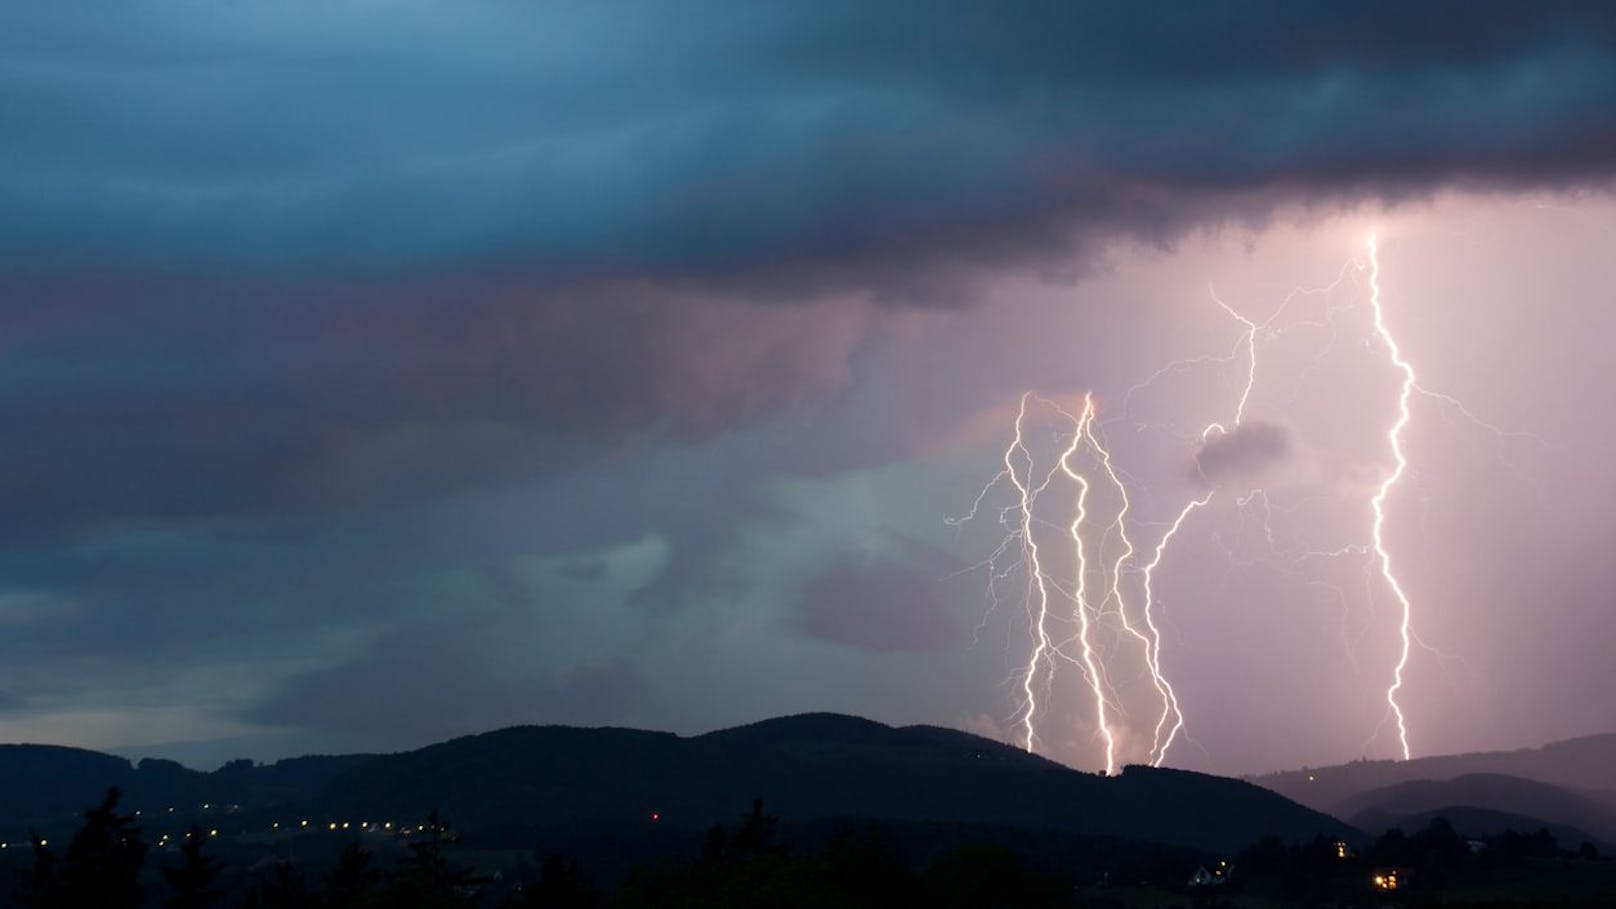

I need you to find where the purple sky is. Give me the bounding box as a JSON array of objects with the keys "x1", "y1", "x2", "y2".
[{"x1": 1, "y1": 3, "x2": 1615, "y2": 775}]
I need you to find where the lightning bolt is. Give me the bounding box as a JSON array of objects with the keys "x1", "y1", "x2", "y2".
[
  {"x1": 954, "y1": 230, "x2": 1500, "y2": 771},
  {"x1": 1083, "y1": 414, "x2": 1180, "y2": 771},
  {"x1": 1138, "y1": 492, "x2": 1209, "y2": 765},
  {"x1": 1138, "y1": 286, "x2": 1261, "y2": 766},
  {"x1": 1367, "y1": 232, "x2": 1417, "y2": 761},
  {"x1": 1003, "y1": 393, "x2": 1059, "y2": 754},
  {"x1": 1057, "y1": 394, "x2": 1119, "y2": 775}
]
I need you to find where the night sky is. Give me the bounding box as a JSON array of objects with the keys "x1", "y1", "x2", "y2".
[{"x1": 3, "y1": 2, "x2": 1615, "y2": 775}]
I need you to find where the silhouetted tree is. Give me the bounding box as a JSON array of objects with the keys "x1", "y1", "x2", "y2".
[
  {"x1": 923, "y1": 843, "x2": 1068, "y2": 909},
  {"x1": 250, "y1": 861, "x2": 313, "y2": 909},
  {"x1": 388, "y1": 810, "x2": 476, "y2": 907},
  {"x1": 324, "y1": 840, "x2": 382, "y2": 907},
  {"x1": 58, "y1": 787, "x2": 148, "y2": 908},
  {"x1": 731, "y1": 799, "x2": 785, "y2": 860},
  {"x1": 161, "y1": 826, "x2": 226, "y2": 909},
  {"x1": 11, "y1": 832, "x2": 61, "y2": 908},
  {"x1": 617, "y1": 799, "x2": 815, "y2": 908},
  {"x1": 819, "y1": 824, "x2": 916, "y2": 905},
  {"x1": 508, "y1": 854, "x2": 602, "y2": 908}
]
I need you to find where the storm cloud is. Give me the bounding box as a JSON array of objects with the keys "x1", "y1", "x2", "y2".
[
  {"x1": 4, "y1": 5, "x2": 1616, "y2": 777},
  {"x1": 2, "y1": 1, "x2": 1615, "y2": 288},
  {"x1": 4, "y1": 1, "x2": 1615, "y2": 541}
]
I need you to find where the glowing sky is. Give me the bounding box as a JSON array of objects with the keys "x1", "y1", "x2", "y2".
[{"x1": 1, "y1": 2, "x2": 1614, "y2": 774}]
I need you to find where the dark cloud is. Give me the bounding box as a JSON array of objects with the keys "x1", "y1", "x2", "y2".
[
  {"x1": 798, "y1": 538, "x2": 969, "y2": 653},
  {"x1": 1192, "y1": 420, "x2": 1292, "y2": 486},
  {"x1": 245, "y1": 615, "x2": 643, "y2": 747},
  {"x1": 3, "y1": 1, "x2": 1614, "y2": 538},
  {"x1": 0, "y1": 3, "x2": 1613, "y2": 287},
  {"x1": 0, "y1": 272, "x2": 868, "y2": 541}
]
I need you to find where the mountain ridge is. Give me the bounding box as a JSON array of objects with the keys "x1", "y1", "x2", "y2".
[{"x1": 1, "y1": 712, "x2": 1348, "y2": 854}]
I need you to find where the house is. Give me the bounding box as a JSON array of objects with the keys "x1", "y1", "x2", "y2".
[
  {"x1": 1371, "y1": 867, "x2": 1412, "y2": 892},
  {"x1": 1188, "y1": 860, "x2": 1232, "y2": 888}
]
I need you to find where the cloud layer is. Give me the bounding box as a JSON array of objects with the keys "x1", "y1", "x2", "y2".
[
  {"x1": 4, "y1": 6, "x2": 1616, "y2": 774},
  {"x1": 3, "y1": 2, "x2": 1615, "y2": 288}
]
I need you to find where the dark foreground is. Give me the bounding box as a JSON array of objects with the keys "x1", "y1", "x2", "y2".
[{"x1": 4, "y1": 787, "x2": 1615, "y2": 908}]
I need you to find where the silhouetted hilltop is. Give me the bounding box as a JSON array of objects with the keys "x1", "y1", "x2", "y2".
[
  {"x1": 309, "y1": 712, "x2": 1346, "y2": 853},
  {"x1": 0, "y1": 744, "x2": 135, "y2": 819},
  {"x1": 1350, "y1": 804, "x2": 1611, "y2": 854},
  {"x1": 1338, "y1": 774, "x2": 1616, "y2": 845},
  {"x1": 1252, "y1": 732, "x2": 1616, "y2": 815},
  {"x1": 0, "y1": 744, "x2": 372, "y2": 831},
  {"x1": 2, "y1": 713, "x2": 1350, "y2": 854}
]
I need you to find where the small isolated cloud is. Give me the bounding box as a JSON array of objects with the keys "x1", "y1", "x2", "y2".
[
  {"x1": 1192, "y1": 420, "x2": 1292, "y2": 486},
  {"x1": 798, "y1": 538, "x2": 969, "y2": 653}
]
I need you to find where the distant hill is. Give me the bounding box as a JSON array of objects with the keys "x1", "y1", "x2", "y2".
[
  {"x1": 1338, "y1": 774, "x2": 1616, "y2": 846},
  {"x1": 1250, "y1": 733, "x2": 1616, "y2": 814},
  {"x1": 1, "y1": 713, "x2": 1351, "y2": 854},
  {"x1": 1349, "y1": 805, "x2": 1610, "y2": 854},
  {"x1": 1249, "y1": 733, "x2": 1616, "y2": 851},
  {"x1": 0, "y1": 744, "x2": 372, "y2": 830}
]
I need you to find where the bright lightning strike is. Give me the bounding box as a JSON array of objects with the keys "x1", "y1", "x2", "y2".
[
  {"x1": 1003, "y1": 393, "x2": 1059, "y2": 754},
  {"x1": 1141, "y1": 284, "x2": 1263, "y2": 767},
  {"x1": 952, "y1": 230, "x2": 1519, "y2": 773},
  {"x1": 1366, "y1": 232, "x2": 1418, "y2": 761},
  {"x1": 1083, "y1": 416, "x2": 1177, "y2": 772},
  {"x1": 1138, "y1": 493, "x2": 1207, "y2": 766},
  {"x1": 1057, "y1": 395, "x2": 1119, "y2": 775}
]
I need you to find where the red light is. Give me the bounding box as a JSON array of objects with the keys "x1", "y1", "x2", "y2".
[{"x1": 650, "y1": 812, "x2": 660, "y2": 822}]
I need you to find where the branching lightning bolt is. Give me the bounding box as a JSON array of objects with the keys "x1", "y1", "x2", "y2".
[
  {"x1": 1057, "y1": 395, "x2": 1119, "y2": 775},
  {"x1": 1367, "y1": 232, "x2": 1417, "y2": 761},
  {"x1": 1139, "y1": 492, "x2": 1208, "y2": 765},
  {"x1": 1084, "y1": 416, "x2": 1177, "y2": 772},
  {"x1": 1003, "y1": 393, "x2": 1059, "y2": 754},
  {"x1": 951, "y1": 230, "x2": 1529, "y2": 772},
  {"x1": 1138, "y1": 285, "x2": 1261, "y2": 766}
]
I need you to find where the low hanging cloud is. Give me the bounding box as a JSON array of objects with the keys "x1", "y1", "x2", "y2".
[{"x1": 1192, "y1": 420, "x2": 1293, "y2": 486}]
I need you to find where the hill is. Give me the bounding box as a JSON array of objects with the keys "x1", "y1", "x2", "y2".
[
  {"x1": 1, "y1": 713, "x2": 1351, "y2": 854},
  {"x1": 1250, "y1": 733, "x2": 1616, "y2": 813},
  {"x1": 1349, "y1": 804, "x2": 1609, "y2": 854},
  {"x1": 1337, "y1": 774, "x2": 1616, "y2": 846},
  {"x1": 312, "y1": 713, "x2": 1353, "y2": 853}
]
